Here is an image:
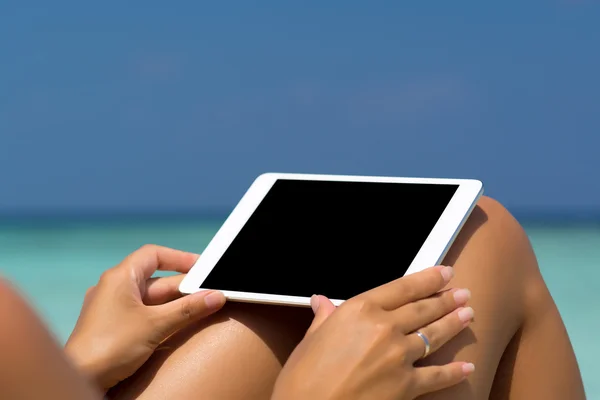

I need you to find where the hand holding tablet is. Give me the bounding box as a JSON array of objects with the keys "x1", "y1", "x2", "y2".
[
  {"x1": 179, "y1": 173, "x2": 483, "y2": 306},
  {"x1": 272, "y1": 265, "x2": 475, "y2": 400}
]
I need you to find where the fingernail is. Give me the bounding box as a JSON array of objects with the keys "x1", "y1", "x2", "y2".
[
  {"x1": 462, "y1": 363, "x2": 475, "y2": 375},
  {"x1": 204, "y1": 291, "x2": 226, "y2": 310},
  {"x1": 440, "y1": 266, "x2": 454, "y2": 283},
  {"x1": 458, "y1": 307, "x2": 474, "y2": 324},
  {"x1": 453, "y1": 289, "x2": 471, "y2": 305},
  {"x1": 310, "y1": 294, "x2": 320, "y2": 313}
]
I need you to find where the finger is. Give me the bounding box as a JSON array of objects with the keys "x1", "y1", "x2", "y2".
[
  {"x1": 306, "y1": 295, "x2": 336, "y2": 336},
  {"x1": 144, "y1": 275, "x2": 186, "y2": 305},
  {"x1": 153, "y1": 290, "x2": 226, "y2": 337},
  {"x1": 358, "y1": 266, "x2": 454, "y2": 310},
  {"x1": 120, "y1": 244, "x2": 200, "y2": 284},
  {"x1": 412, "y1": 362, "x2": 475, "y2": 397},
  {"x1": 395, "y1": 288, "x2": 471, "y2": 334},
  {"x1": 406, "y1": 306, "x2": 474, "y2": 362}
]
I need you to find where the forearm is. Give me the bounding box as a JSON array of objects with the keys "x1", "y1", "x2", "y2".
[{"x1": 0, "y1": 280, "x2": 102, "y2": 400}]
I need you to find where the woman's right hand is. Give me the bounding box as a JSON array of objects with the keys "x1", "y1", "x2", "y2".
[{"x1": 272, "y1": 266, "x2": 474, "y2": 400}]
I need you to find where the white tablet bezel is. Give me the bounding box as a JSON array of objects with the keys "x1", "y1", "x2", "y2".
[{"x1": 179, "y1": 173, "x2": 483, "y2": 307}]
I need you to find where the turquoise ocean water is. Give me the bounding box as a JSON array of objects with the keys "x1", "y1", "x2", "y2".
[{"x1": 0, "y1": 216, "x2": 598, "y2": 397}]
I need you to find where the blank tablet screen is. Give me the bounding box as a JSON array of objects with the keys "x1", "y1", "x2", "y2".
[{"x1": 201, "y1": 179, "x2": 458, "y2": 300}]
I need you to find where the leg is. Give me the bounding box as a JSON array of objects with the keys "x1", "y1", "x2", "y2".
[
  {"x1": 416, "y1": 196, "x2": 585, "y2": 399},
  {"x1": 108, "y1": 301, "x2": 314, "y2": 399},
  {"x1": 111, "y1": 196, "x2": 585, "y2": 400},
  {"x1": 0, "y1": 279, "x2": 101, "y2": 400}
]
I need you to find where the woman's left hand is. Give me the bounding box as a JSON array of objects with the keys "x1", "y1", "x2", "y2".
[{"x1": 64, "y1": 245, "x2": 226, "y2": 392}]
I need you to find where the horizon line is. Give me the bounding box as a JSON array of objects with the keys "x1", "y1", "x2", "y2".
[{"x1": 1, "y1": 207, "x2": 600, "y2": 225}]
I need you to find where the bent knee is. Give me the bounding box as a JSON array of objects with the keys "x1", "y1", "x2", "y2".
[
  {"x1": 444, "y1": 196, "x2": 548, "y2": 317},
  {"x1": 473, "y1": 196, "x2": 529, "y2": 245},
  {"x1": 446, "y1": 196, "x2": 538, "y2": 275},
  {"x1": 418, "y1": 197, "x2": 546, "y2": 400}
]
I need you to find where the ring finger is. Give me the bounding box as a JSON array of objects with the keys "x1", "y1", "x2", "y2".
[{"x1": 406, "y1": 306, "x2": 475, "y2": 362}]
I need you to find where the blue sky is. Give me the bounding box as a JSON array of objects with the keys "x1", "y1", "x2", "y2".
[{"x1": 1, "y1": 2, "x2": 599, "y2": 214}]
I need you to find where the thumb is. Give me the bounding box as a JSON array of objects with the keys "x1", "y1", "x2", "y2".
[
  {"x1": 154, "y1": 290, "x2": 226, "y2": 338},
  {"x1": 306, "y1": 295, "x2": 336, "y2": 335}
]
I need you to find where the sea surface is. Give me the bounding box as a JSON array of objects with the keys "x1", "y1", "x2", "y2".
[{"x1": 0, "y1": 216, "x2": 598, "y2": 397}]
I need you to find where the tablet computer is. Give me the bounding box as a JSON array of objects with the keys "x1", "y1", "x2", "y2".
[{"x1": 179, "y1": 173, "x2": 483, "y2": 307}]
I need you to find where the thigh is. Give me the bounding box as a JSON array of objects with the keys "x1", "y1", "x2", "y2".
[
  {"x1": 416, "y1": 197, "x2": 585, "y2": 400},
  {"x1": 108, "y1": 301, "x2": 313, "y2": 399}
]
